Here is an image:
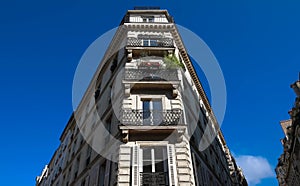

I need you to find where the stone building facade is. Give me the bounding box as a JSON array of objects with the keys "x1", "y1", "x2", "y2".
[
  {"x1": 276, "y1": 79, "x2": 300, "y2": 185},
  {"x1": 36, "y1": 8, "x2": 247, "y2": 186}
]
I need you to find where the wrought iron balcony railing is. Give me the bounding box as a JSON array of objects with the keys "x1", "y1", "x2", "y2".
[
  {"x1": 122, "y1": 109, "x2": 183, "y2": 126},
  {"x1": 124, "y1": 69, "x2": 179, "y2": 81},
  {"x1": 140, "y1": 172, "x2": 168, "y2": 186},
  {"x1": 127, "y1": 37, "x2": 174, "y2": 48},
  {"x1": 121, "y1": 14, "x2": 174, "y2": 23}
]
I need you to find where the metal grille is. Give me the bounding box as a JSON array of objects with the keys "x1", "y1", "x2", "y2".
[
  {"x1": 140, "y1": 172, "x2": 167, "y2": 186},
  {"x1": 122, "y1": 109, "x2": 183, "y2": 125},
  {"x1": 124, "y1": 69, "x2": 178, "y2": 81},
  {"x1": 127, "y1": 37, "x2": 174, "y2": 47}
]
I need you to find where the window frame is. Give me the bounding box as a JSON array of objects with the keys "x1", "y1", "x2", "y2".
[
  {"x1": 141, "y1": 98, "x2": 163, "y2": 125},
  {"x1": 131, "y1": 141, "x2": 177, "y2": 186}
]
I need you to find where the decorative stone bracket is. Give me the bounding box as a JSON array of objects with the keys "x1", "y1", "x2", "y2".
[
  {"x1": 127, "y1": 49, "x2": 132, "y2": 61},
  {"x1": 124, "y1": 84, "x2": 130, "y2": 97},
  {"x1": 172, "y1": 84, "x2": 179, "y2": 98},
  {"x1": 121, "y1": 129, "x2": 129, "y2": 143}
]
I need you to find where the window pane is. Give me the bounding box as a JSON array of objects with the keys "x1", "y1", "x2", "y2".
[
  {"x1": 142, "y1": 147, "x2": 152, "y2": 173},
  {"x1": 143, "y1": 40, "x2": 149, "y2": 46},
  {"x1": 143, "y1": 100, "x2": 151, "y2": 125},
  {"x1": 155, "y1": 161, "x2": 167, "y2": 173},
  {"x1": 148, "y1": 17, "x2": 154, "y2": 22},
  {"x1": 150, "y1": 40, "x2": 157, "y2": 46},
  {"x1": 143, "y1": 147, "x2": 151, "y2": 160},
  {"x1": 152, "y1": 100, "x2": 162, "y2": 125},
  {"x1": 140, "y1": 146, "x2": 169, "y2": 186},
  {"x1": 152, "y1": 100, "x2": 162, "y2": 110}
]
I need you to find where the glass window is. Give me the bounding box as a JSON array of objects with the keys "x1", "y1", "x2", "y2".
[
  {"x1": 150, "y1": 40, "x2": 158, "y2": 46},
  {"x1": 141, "y1": 146, "x2": 168, "y2": 185},
  {"x1": 131, "y1": 144, "x2": 177, "y2": 186},
  {"x1": 142, "y1": 99, "x2": 162, "y2": 125},
  {"x1": 141, "y1": 146, "x2": 167, "y2": 173},
  {"x1": 143, "y1": 100, "x2": 150, "y2": 122},
  {"x1": 99, "y1": 162, "x2": 106, "y2": 186},
  {"x1": 142, "y1": 16, "x2": 154, "y2": 23},
  {"x1": 148, "y1": 17, "x2": 154, "y2": 22},
  {"x1": 143, "y1": 39, "x2": 149, "y2": 46},
  {"x1": 142, "y1": 39, "x2": 158, "y2": 46}
]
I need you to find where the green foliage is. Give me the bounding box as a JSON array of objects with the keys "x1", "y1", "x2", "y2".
[{"x1": 163, "y1": 54, "x2": 185, "y2": 69}]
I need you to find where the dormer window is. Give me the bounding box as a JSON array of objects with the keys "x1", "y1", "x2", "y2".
[
  {"x1": 142, "y1": 16, "x2": 154, "y2": 22},
  {"x1": 143, "y1": 39, "x2": 158, "y2": 47}
]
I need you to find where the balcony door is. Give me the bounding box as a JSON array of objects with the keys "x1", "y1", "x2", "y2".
[
  {"x1": 142, "y1": 39, "x2": 158, "y2": 47},
  {"x1": 142, "y1": 99, "x2": 162, "y2": 125},
  {"x1": 131, "y1": 144, "x2": 177, "y2": 186},
  {"x1": 141, "y1": 146, "x2": 168, "y2": 185}
]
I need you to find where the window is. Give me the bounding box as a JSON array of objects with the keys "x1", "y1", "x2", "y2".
[
  {"x1": 142, "y1": 16, "x2": 154, "y2": 22},
  {"x1": 66, "y1": 166, "x2": 71, "y2": 186},
  {"x1": 86, "y1": 145, "x2": 92, "y2": 167},
  {"x1": 148, "y1": 17, "x2": 154, "y2": 22},
  {"x1": 141, "y1": 146, "x2": 167, "y2": 173},
  {"x1": 73, "y1": 139, "x2": 77, "y2": 150},
  {"x1": 194, "y1": 157, "x2": 202, "y2": 186},
  {"x1": 142, "y1": 99, "x2": 162, "y2": 125},
  {"x1": 142, "y1": 39, "x2": 158, "y2": 46},
  {"x1": 150, "y1": 40, "x2": 157, "y2": 46},
  {"x1": 81, "y1": 176, "x2": 89, "y2": 186},
  {"x1": 74, "y1": 155, "x2": 80, "y2": 179},
  {"x1": 131, "y1": 144, "x2": 177, "y2": 186},
  {"x1": 143, "y1": 39, "x2": 148, "y2": 46},
  {"x1": 200, "y1": 107, "x2": 208, "y2": 125},
  {"x1": 95, "y1": 82, "x2": 101, "y2": 100},
  {"x1": 202, "y1": 168, "x2": 208, "y2": 186},
  {"x1": 98, "y1": 162, "x2": 106, "y2": 186},
  {"x1": 81, "y1": 179, "x2": 85, "y2": 186}
]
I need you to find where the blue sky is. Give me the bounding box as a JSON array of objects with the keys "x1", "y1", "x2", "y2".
[{"x1": 0, "y1": 0, "x2": 300, "y2": 185}]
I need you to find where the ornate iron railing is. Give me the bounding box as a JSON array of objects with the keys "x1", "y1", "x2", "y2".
[
  {"x1": 127, "y1": 37, "x2": 174, "y2": 47},
  {"x1": 122, "y1": 109, "x2": 183, "y2": 125},
  {"x1": 121, "y1": 14, "x2": 174, "y2": 23},
  {"x1": 124, "y1": 69, "x2": 178, "y2": 81},
  {"x1": 127, "y1": 37, "x2": 142, "y2": 47},
  {"x1": 140, "y1": 172, "x2": 168, "y2": 186}
]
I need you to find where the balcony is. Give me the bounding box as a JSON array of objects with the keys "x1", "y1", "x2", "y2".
[
  {"x1": 124, "y1": 69, "x2": 179, "y2": 81},
  {"x1": 122, "y1": 109, "x2": 183, "y2": 126},
  {"x1": 127, "y1": 37, "x2": 174, "y2": 48},
  {"x1": 291, "y1": 80, "x2": 300, "y2": 97},
  {"x1": 140, "y1": 172, "x2": 168, "y2": 186}
]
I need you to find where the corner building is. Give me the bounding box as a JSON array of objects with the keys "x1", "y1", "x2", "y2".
[
  {"x1": 36, "y1": 8, "x2": 247, "y2": 186},
  {"x1": 276, "y1": 79, "x2": 300, "y2": 185}
]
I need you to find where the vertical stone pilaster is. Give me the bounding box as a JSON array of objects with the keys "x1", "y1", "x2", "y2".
[
  {"x1": 175, "y1": 137, "x2": 195, "y2": 186},
  {"x1": 117, "y1": 144, "x2": 131, "y2": 186}
]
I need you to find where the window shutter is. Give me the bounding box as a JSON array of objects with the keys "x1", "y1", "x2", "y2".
[
  {"x1": 167, "y1": 144, "x2": 177, "y2": 186},
  {"x1": 139, "y1": 147, "x2": 143, "y2": 173},
  {"x1": 132, "y1": 145, "x2": 140, "y2": 186},
  {"x1": 104, "y1": 159, "x2": 111, "y2": 186}
]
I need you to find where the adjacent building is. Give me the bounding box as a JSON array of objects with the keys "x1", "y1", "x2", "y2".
[
  {"x1": 36, "y1": 8, "x2": 247, "y2": 186},
  {"x1": 276, "y1": 79, "x2": 300, "y2": 185}
]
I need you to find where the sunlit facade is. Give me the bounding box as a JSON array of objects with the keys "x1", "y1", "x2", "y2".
[{"x1": 36, "y1": 8, "x2": 247, "y2": 186}]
